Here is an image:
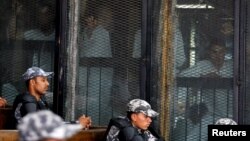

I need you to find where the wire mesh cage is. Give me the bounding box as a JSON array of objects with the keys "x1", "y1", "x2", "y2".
[
  {"x1": 0, "y1": 0, "x2": 244, "y2": 141},
  {"x1": 65, "y1": 0, "x2": 142, "y2": 125},
  {"x1": 170, "y1": 0, "x2": 234, "y2": 140},
  {"x1": 0, "y1": 0, "x2": 55, "y2": 106}
]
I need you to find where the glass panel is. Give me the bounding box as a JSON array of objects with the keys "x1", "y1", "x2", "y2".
[
  {"x1": 0, "y1": 0, "x2": 55, "y2": 107},
  {"x1": 171, "y1": 0, "x2": 234, "y2": 140},
  {"x1": 65, "y1": 0, "x2": 142, "y2": 125}
]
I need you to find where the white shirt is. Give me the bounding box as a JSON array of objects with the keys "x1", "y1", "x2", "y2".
[
  {"x1": 81, "y1": 25, "x2": 112, "y2": 57},
  {"x1": 179, "y1": 60, "x2": 233, "y2": 78},
  {"x1": 24, "y1": 29, "x2": 55, "y2": 41}
]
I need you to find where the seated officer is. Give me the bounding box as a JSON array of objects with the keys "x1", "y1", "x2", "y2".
[
  {"x1": 104, "y1": 99, "x2": 163, "y2": 141},
  {"x1": 12, "y1": 67, "x2": 91, "y2": 129}
]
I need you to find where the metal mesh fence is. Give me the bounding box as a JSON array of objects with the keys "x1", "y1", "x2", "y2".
[
  {"x1": 170, "y1": 0, "x2": 234, "y2": 140},
  {"x1": 0, "y1": 0, "x2": 55, "y2": 106},
  {"x1": 0, "y1": 0, "x2": 242, "y2": 141},
  {"x1": 65, "y1": 0, "x2": 142, "y2": 125}
]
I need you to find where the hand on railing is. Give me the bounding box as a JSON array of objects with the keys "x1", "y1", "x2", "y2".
[
  {"x1": 0, "y1": 97, "x2": 7, "y2": 108},
  {"x1": 78, "y1": 114, "x2": 92, "y2": 130}
]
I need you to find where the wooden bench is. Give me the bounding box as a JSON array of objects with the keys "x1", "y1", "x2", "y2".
[
  {"x1": 68, "y1": 127, "x2": 107, "y2": 141},
  {"x1": 0, "y1": 107, "x2": 13, "y2": 129},
  {"x1": 0, "y1": 127, "x2": 107, "y2": 141},
  {"x1": 0, "y1": 130, "x2": 19, "y2": 141}
]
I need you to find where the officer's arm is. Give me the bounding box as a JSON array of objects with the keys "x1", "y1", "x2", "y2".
[
  {"x1": 119, "y1": 127, "x2": 144, "y2": 141},
  {"x1": 23, "y1": 102, "x2": 37, "y2": 113}
]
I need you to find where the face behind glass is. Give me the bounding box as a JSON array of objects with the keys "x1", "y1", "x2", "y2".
[{"x1": 209, "y1": 45, "x2": 226, "y2": 66}]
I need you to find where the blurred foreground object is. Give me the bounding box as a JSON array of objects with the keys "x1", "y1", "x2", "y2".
[
  {"x1": 215, "y1": 118, "x2": 237, "y2": 125},
  {"x1": 17, "y1": 110, "x2": 82, "y2": 141}
]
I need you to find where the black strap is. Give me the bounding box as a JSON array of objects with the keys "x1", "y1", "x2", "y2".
[
  {"x1": 103, "y1": 117, "x2": 131, "y2": 141},
  {"x1": 148, "y1": 126, "x2": 164, "y2": 141},
  {"x1": 37, "y1": 96, "x2": 49, "y2": 110}
]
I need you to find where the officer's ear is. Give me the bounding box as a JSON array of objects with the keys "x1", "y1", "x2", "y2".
[
  {"x1": 29, "y1": 78, "x2": 35, "y2": 86},
  {"x1": 131, "y1": 113, "x2": 138, "y2": 122}
]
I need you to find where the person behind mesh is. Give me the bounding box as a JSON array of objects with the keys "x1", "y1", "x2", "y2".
[
  {"x1": 104, "y1": 99, "x2": 163, "y2": 141},
  {"x1": 178, "y1": 39, "x2": 233, "y2": 118},
  {"x1": 17, "y1": 110, "x2": 82, "y2": 141},
  {"x1": 79, "y1": 5, "x2": 113, "y2": 124}
]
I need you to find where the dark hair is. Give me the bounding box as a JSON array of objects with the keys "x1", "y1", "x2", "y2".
[
  {"x1": 126, "y1": 111, "x2": 134, "y2": 120},
  {"x1": 25, "y1": 79, "x2": 30, "y2": 89},
  {"x1": 209, "y1": 38, "x2": 226, "y2": 48}
]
